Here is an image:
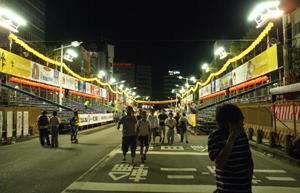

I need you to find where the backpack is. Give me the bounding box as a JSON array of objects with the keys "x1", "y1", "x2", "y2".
[
  {"x1": 38, "y1": 115, "x2": 48, "y2": 127},
  {"x1": 179, "y1": 119, "x2": 187, "y2": 132},
  {"x1": 70, "y1": 117, "x2": 75, "y2": 126}
]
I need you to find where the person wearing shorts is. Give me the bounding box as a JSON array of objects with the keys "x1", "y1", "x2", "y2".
[
  {"x1": 148, "y1": 109, "x2": 158, "y2": 146},
  {"x1": 117, "y1": 106, "x2": 138, "y2": 166},
  {"x1": 136, "y1": 110, "x2": 151, "y2": 163},
  {"x1": 158, "y1": 109, "x2": 168, "y2": 144}
]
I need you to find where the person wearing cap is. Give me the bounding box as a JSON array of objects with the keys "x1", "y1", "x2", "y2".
[{"x1": 37, "y1": 111, "x2": 51, "y2": 147}]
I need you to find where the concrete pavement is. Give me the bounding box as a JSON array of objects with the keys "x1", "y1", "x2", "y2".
[{"x1": 1, "y1": 125, "x2": 300, "y2": 193}]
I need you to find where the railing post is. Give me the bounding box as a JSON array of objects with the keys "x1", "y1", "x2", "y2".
[
  {"x1": 273, "y1": 104, "x2": 277, "y2": 135},
  {"x1": 258, "y1": 105, "x2": 260, "y2": 130}
]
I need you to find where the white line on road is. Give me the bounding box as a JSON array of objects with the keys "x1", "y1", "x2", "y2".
[
  {"x1": 161, "y1": 168, "x2": 197, "y2": 171},
  {"x1": 266, "y1": 177, "x2": 297, "y2": 181},
  {"x1": 64, "y1": 182, "x2": 300, "y2": 192},
  {"x1": 115, "y1": 150, "x2": 208, "y2": 155},
  {"x1": 168, "y1": 175, "x2": 194, "y2": 179},
  {"x1": 254, "y1": 169, "x2": 287, "y2": 173}
]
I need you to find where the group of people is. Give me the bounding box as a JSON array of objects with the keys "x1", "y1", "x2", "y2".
[
  {"x1": 37, "y1": 110, "x2": 79, "y2": 147},
  {"x1": 117, "y1": 106, "x2": 190, "y2": 166}
]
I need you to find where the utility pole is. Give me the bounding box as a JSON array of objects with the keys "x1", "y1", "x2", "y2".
[{"x1": 283, "y1": 14, "x2": 289, "y2": 78}]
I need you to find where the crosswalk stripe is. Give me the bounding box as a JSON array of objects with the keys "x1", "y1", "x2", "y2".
[
  {"x1": 161, "y1": 168, "x2": 197, "y2": 171},
  {"x1": 254, "y1": 169, "x2": 286, "y2": 173},
  {"x1": 266, "y1": 177, "x2": 297, "y2": 181},
  {"x1": 168, "y1": 175, "x2": 194, "y2": 179}
]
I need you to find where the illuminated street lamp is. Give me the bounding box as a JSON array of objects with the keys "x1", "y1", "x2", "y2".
[
  {"x1": 215, "y1": 47, "x2": 228, "y2": 59},
  {"x1": 53, "y1": 41, "x2": 82, "y2": 111},
  {"x1": 248, "y1": 1, "x2": 283, "y2": 28},
  {"x1": 110, "y1": 79, "x2": 125, "y2": 113},
  {"x1": 63, "y1": 50, "x2": 77, "y2": 62},
  {"x1": 177, "y1": 76, "x2": 195, "y2": 113},
  {"x1": 98, "y1": 71, "x2": 105, "y2": 78},
  {"x1": 0, "y1": 7, "x2": 26, "y2": 33}
]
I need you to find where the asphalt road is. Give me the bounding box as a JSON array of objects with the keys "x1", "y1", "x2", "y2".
[{"x1": 1, "y1": 124, "x2": 300, "y2": 193}]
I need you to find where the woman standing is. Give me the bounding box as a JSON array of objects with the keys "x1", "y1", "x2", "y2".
[{"x1": 136, "y1": 110, "x2": 151, "y2": 163}]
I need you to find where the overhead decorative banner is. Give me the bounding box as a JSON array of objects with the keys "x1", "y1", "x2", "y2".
[
  {"x1": 66, "y1": 75, "x2": 75, "y2": 90},
  {"x1": 232, "y1": 61, "x2": 252, "y2": 86},
  {"x1": 31, "y1": 62, "x2": 55, "y2": 85},
  {"x1": 252, "y1": 44, "x2": 278, "y2": 78},
  {"x1": 0, "y1": 48, "x2": 31, "y2": 78}
]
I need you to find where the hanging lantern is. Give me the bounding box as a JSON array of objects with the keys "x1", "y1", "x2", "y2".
[{"x1": 10, "y1": 77, "x2": 15, "y2": 82}]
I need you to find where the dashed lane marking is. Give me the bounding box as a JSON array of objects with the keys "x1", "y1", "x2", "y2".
[{"x1": 266, "y1": 177, "x2": 297, "y2": 181}]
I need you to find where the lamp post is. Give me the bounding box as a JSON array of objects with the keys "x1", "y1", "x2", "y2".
[
  {"x1": 53, "y1": 41, "x2": 82, "y2": 111},
  {"x1": 178, "y1": 76, "x2": 194, "y2": 113},
  {"x1": 126, "y1": 87, "x2": 137, "y2": 106},
  {"x1": 110, "y1": 79, "x2": 125, "y2": 113}
]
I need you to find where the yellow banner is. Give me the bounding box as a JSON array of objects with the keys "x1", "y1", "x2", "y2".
[
  {"x1": 252, "y1": 44, "x2": 278, "y2": 78},
  {"x1": 190, "y1": 114, "x2": 196, "y2": 127},
  {"x1": 0, "y1": 48, "x2": 31, "y2": 78}
]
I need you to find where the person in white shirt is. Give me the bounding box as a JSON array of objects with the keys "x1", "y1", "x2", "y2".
[
  {"x1": 136, "y1": 110, "x2": 151, "y2": 163},
  {"x1": 178, "y1": 113, "x2": 189, "y2": 143},
  {"x1": 50, "y1": 111, "x2": 61, "y2": 147},
  {"x1": 165, "y1": 112, "x2": 177, "y2": 145},
  {"x1": 148, "y1": 109, "x2": 159, "y2": 146}
]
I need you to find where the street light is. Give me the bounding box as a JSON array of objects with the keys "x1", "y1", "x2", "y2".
[
  {"x1": 215, "y1": 47, "x2": 228, "y2": 59},
  {"x1": 53, "y1": 41, "x2": 82, "y2": 111},
  {"x1": 177, "y1": 76, "x2": 195, "y2": 113},
  {"x1": 0, "y1": 7, "x2": 26, "y2": 33},
  {"x1": 110, "y1": 79, "x2": 125, "y2": 113},
  {"x1": 98, "y1": 71, "x2": 105, "y2": 78}
]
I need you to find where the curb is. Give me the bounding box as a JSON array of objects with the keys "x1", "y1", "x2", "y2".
[{"x1": 249, "y1": 141, "x2": 300, "y2": 168}]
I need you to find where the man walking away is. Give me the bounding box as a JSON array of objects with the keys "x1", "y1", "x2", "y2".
[
  {"x1": 165, "y1": 112, "x2": 177, "y2": 145},
  {"x1": 117, "y1": 106, "x2": 138, "y2": 166},
  {"x1": 174, "y1": 112, "x2": 181, "y2": 134},
  {"x1": 71, "y1": 110, "x2": 79, "y2": 143},
  {"x1": 148, "y1": 109, "x2": 158, "y2": 146},
  {"x1": 158, "y1": 109, "x2": 168, "y2": 144},
  {"x1": 50, "y1": 111, "x2": 60, "y2": 147},
  {"x1": 136, "y1": 108, "x2": 143, "y2": 121},
  {"x1": 84, "y1": 100, "x2": 89, "y2": 110},
  {"x1": 136, "y1": 110, "x2": 151, "y2": 163},
  {"x1": 37, "y1": 111, "x2": 50, "y2": 147},
  {"x1": 208, "y1": 104, "x2": 253, "y2": 193},
  {"x1": 178, "y1": 113, "x2": 189, "y2": 143}
]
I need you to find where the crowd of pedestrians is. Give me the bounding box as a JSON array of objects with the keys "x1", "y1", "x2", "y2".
[{"x1": 117, "y1": 106, "x2": 190, "y2": 166}]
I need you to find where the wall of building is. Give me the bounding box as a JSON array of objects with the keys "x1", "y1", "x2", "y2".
[
  {"x1": 136, "y1": 65, "x2": 151, "y2": 97},
  {"x1": 113, "y1": 62, "x2": 135, "y2": 88},
  {"x1": 163, "y1": 75, "x2": 185, "y2": 100}
]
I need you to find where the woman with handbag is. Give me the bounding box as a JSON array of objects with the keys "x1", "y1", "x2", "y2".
[{"x1": 136, "y1": 110, "x2": 151, "y2": 163}]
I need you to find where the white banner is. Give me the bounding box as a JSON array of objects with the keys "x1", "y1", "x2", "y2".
[
  {"x1": 16, "y1": 111, "x2": 22, "y2": 137},
  {"x1": 79, "y1": 113, "x2": 113, "y2": 126},
  {"x1": 215, "y1": 79, "x2": 220, "y2": 92},
  {"x1": 0, "y1": 111, "x2": 2, "y2": 141},
  {"x1": 31, "y1": 62, "x2": 55, "y2": 85},
  {"x1": 86, "y1": 83, "x2": 91, "y2": 94},
  {"x1": 199, "y1": 88, "x2": 203, "y2": 98},
  {"x1": 7, "y1": 111, "x2": 13, "y2": 138},
  {"x1": 23, "y1": 111, "x2": 29, "y2": 136},
  {"x1": 203, "y1": 85, "x2": 211, "y2": 96}
]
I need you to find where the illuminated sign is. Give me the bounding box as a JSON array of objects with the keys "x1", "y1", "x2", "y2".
[
  {"x1": 168, "y1": 70, "x2": 180, "y2": 75},
  {"x1": 113, "y1": 63, "x2": 131, "y2": 66}
]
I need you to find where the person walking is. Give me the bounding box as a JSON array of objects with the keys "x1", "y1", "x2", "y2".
[
  {"x1": 148, "y1": 108, "x2": 158, "y2": 146},
  {"x1": 178, "y1": 113, "x2": 189, "y2": 143},
  {"x1": 136, "y1": 110, "x2": 151, "y2": 163},
  {"x1": 84, "y1": 100, "x2": 89, "y2": 110},
  {"x1": 136, "y1": 108, "x2": 143, "y2": 121},
  {"x1": 117, "y1": 106, "x2": 138, "y2": 166},
  {"x1": 50, "y1": 111, "x2": 60, "y2": 147},
  {"x1": 165, "y1": 112, "x2": 177, "y2": 145},
  {"x1": 37, "y1": 111, "x2": 51, "y2": 147},
  {"x1": 174, "y1": 112, "x2": 181, "y2": 134},
  {"x1": 70, "y1": 110, "x2": 79, "y2": 143},
  {"x1": 158, "y1": 109, "x2": 168, "y2": 144},
  {"x1": 208, "y1": 104, "x2": 253, "y2": 193}
]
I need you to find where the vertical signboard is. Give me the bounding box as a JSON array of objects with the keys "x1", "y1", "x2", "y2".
[
  {"x1": 7, "y1": 111, "x2": 13, "y2": 138},
  {"x1": 16, "y1": 111, "x2": 22, "y2": 137},
  {"x1": 0, "y1": 111, "x2": 2, "y2": 141},
  {"x1": 53, "y1": 70, "x2": 60, "y2": 86},
  {"x1": 220, "y1": 72, "x2": 233, "y2": 90},
  {"x1": 86, "y1": 83, "x2": 91, "y2": 94},
  {"x1": 23, "y1": 111, "x2": 29, "y2": 136},
  {"x1": 215, "y1": 79, "x2": 220, "y2": 92},
  {"x1": 75, "y1": 79, "x2": 78, "y2": 91}
]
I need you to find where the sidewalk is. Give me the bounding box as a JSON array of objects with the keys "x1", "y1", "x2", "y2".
[
  {"x1": 188, "y1": 127, "x2": 300, "y2": 168},
  {"x1": 0, "y1": 123, "x2": 117, "y2": 146}
]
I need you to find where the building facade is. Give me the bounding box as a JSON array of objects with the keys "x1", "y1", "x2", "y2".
[
  {"x1": 113, "y1": 62, "x2": 135, "y2": 88},
  {"x1": 136, "y1": 65, "x2": 151, "y2": 98},
  {"x1": 163, "y1": 75, "x2": 185, "y2": 100}
]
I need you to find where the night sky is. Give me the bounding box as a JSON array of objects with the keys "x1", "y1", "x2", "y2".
[{"x1": 45, "y1": 0, "x2": 299, "y2": 100}]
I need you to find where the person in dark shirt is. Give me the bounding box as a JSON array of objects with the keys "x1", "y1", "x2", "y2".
[
  {"x1": 37, "y1": 111, "x2": 50, "y2": 147},
  {"x1": 136, "y1": 108, "x2": 143, "y2": 121},
  {"x1": 208, "y1": 104, "x2": 253, "y2": 193},
  {"x1": 174, "y1": 112, "x2": 181, "y2": 134},
  {"x1": 158, "y1": 109, "x2": 168, "y2": 144}
]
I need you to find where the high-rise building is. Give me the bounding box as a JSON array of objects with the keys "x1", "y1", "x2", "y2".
[
  {"x1": 0, "y1": 0, "x2": 46, "y2": 44},
  {"x1": 163, "y1": 75, "x2": 185, "y2": 100},
  {"x1": 136, "y1": 65, "x2": 151, "y2": 98},
  {"x1": 113, "y1": 62, "x2": 135, "y2": 88}
]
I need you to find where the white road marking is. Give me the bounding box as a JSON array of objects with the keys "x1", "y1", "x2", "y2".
[
  {"x1": 161, "y1": 146, "x2": 184, "y2": 150},
  {"x1": 161, "y1": 168, "x2": 197, "y2": 171},
  {"x1": 252, "y1": 179, "x2": 261, "y2": 184},
  {"x1": 109, "y1": 172, "x2": 130, "y2": 181},
  {"x1": 63, "y1": 182, "x2": 300, "y2": 192},
  {"x1": 168, "y1": 175, "x2": 194, "y2": 179},
  {"x1": 254, "y1": 169, "x2": 286, "y2": 173},
  {"x1": 191, "y1": 145, "x2": 208, "y2": 152},
  {"x1": 202, "y1": 172, "x2": 209, "y2": 175},
  {"x1": 266, "y1": 177, "x2": 297, "y2": 181},
  {"x1": 207, "y1": 166, "x2": 216, "y2": 174},
  {"x1": 115, "y1": 150, "x2": 208, "y2": 155}
]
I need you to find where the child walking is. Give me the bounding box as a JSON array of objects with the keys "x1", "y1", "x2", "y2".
[{"x1": 136, "y1": 110, "x2": 151, "y2": 163}]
